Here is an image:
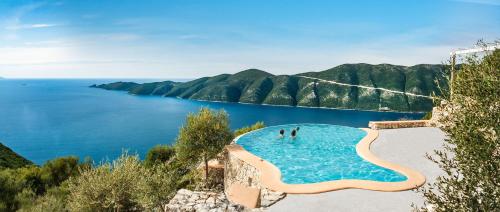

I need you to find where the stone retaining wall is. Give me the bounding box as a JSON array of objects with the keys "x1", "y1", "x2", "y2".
[
  {"x1": 224, "y1": 147, "x2": 285, "y2": 208},
  {"x1": 368, "y1": 120, "x2": 433, "y2": 130}
]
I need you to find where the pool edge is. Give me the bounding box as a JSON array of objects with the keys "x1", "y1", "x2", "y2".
[{"x1": 226, "y1": 128, "x2": 426, "y2": 194}]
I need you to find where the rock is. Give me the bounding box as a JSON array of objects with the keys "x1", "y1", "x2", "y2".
[{"x1": 165, "y1": 189, "x2": 246, "y2": 212}]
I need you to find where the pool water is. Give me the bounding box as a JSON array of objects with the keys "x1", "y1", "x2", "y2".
[{"x1": 236, "y1": 124, "x2": 407, "y2": 184}]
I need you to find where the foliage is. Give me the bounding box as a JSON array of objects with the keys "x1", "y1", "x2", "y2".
[
  {"x1": 144, "y1": 144, "x2": 176, "y2": 167},
  {"x1": 17, "y1": 185, "x2": 69, "y2": 212},
  {"x1": 175, "y1": 107, "x2": 233, "y2": 186},
  {"x1": 0, "y1": 142, "x2": 33, "y2": 169},
  {"x1": 40, "y1": 156, "x2": 90, "y2": 188},
  {"x1": 66, "y1": 153, "x2": 178, "y2": 211},
  {"x1": 137, "y1": 163, "x2": 181, "y2": 211},
  {"x1": 0, "y1": 156, "x2": 87, "y2": 211},
  {"x1": 0, "y1": 168, "x2": 25, "y2": 211},
  {"x1": 234, "y1": 121, "x2": 265, "y2": 137},
  {"x1": 415, "y1": 49, "x2": 499, "y2": 211}
]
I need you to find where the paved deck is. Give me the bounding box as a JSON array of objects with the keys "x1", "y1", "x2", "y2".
[{"x1": 268, "y1": 127, "x2": 446, "y2": 212}]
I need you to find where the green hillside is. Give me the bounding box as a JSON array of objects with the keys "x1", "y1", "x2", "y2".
[
  {"x1": 92, "y1": 64, "x2": 448, "y2": 112},
  {"x1": 0, "y1": 143, "x2": 33, "y2": 169}
]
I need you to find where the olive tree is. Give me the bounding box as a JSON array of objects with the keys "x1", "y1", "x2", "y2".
[
  {"x1": 67, "y1": 153, "x2": 178, "y2": 211},
  {"x1": 415, "y1": 48, "x2": 499, "y2": 211},
  {"x1": 175, "y1": 107, "x2": 233, "y2": 186}
]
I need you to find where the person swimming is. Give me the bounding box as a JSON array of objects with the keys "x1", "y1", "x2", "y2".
[
  {"x1": 291, "y1": 129, "x2": 297, "y2": 139},
  {"x1": 291, "y1": 127, "x2": 300, "y2": 139},
  {"x1": 279, "y1": 129, "x2": 285, "y2": 138}
]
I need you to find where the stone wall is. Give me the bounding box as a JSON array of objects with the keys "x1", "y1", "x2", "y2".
[
  {"x1": 224, "y1": 147, "x2": 285, "y2": 208},
  {"x1": 429, "y1": 101, "x2": 448, "y2": 128},
  {"x1": 368, "y1": 120, "x2": 433, "y2": 130},
  {"x1": 224, "y1": 149, "x2": 261, "y2": 191}
]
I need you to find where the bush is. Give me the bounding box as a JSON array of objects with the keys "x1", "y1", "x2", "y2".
[
  {"x1": 67, "y1": 153, "x2": 178, "y2": 211},
  {"x1": 0, "y1": 168, "x2": 25, "y2": 211},
  {"x1": 144, "y1": 145, "x2": 175, "y2": 167},
  {"x1": 415, "y1": 48, "x2": 499, "y2": 211},
  {"x1": 0, "y1": 156, "x2": 88, "y2": 211},
  {"x1": 234, "y1": 121, "x2": 265, "y2": 137},
  {"x1": 40, "y1": 156, "x2": 89, "y2": 188},
  {"x1": 16, "y1": 185, "x2": 69, "y2": 212}
]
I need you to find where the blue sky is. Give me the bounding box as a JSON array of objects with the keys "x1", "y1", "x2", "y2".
[{"x1": 0, "y1": 0, "x2": 498, "y2": 78}]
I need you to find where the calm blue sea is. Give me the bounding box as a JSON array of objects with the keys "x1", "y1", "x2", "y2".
[{"x1": 0, "y1": 79, "x2": 422, "y2": 165}]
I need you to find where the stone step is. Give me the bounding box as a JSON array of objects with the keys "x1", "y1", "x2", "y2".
[{"x1": 226, "y1": 183, "x2": 261, "y2": 209}]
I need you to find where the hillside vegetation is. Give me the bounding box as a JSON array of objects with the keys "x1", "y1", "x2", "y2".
[
  {"x1": 0, "y1": 143, "x2": 32, "y2": 169},
  {"x1": 92, "y1": 64, "x2": 448, "y2": 112}
]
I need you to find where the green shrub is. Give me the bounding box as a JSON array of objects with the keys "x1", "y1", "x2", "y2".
[
  {"x1": 16, "y1": 184, "x2": 69, "y2": 212},
  {"x1": 234, "y1": 121, "x2": 265, "y2": 137},
  {"x1": 144, "y1": 145, "x2": 175, "y2": 167},
  {"x1": 0, "y1": 168, "x2": 25, "y2": 211},
  {"x1": 0, "y1": 156, "x2": 87, "y2": 211},
  {"x1": 415, "y1": 49, "x2": 499, "y2": 211},
  {"x1": 40, "y1": 156, "x2": 89, "y2": 188},
  {"x1": 138, "y1": 163, "x2": 180, "y2": 211},
  {"x1": 67, "y1": 153, "x2": 178, "y2": 211}
]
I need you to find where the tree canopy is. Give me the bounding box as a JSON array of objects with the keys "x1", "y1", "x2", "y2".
[
  {"x1": 175, "y1": 107, "x2": 233, "y2": 185},
  {"x1": 416, "y1": 49, "x2": 499, "y2": 211}
]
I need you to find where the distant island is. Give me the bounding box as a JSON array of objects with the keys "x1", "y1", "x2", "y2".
[{"x1": 92, "y1": 63, "x2": 448, "y2": 112}]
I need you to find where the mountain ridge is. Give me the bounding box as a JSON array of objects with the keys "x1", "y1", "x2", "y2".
[{"x1": 91, "y1": 63, "x2": 448, "y2": 112}]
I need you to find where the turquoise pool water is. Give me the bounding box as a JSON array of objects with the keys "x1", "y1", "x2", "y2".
[{"x1": 236, "y1": 124, "x2": 407, "y2": 184}]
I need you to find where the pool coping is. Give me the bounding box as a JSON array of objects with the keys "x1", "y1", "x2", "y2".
[{"x1": 227, "y1": 128, "x2": 426, "y2": 194}]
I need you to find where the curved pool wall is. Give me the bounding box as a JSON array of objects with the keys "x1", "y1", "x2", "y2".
[
  {"x1": 226, "y1": 123, "x2": 426, "y2": 193},
  {"x1": 236, "y1": 124, "x2": 407, "y2": 184}
]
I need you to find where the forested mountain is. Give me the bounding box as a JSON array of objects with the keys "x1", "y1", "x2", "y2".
[{"x1": 92, "y1": 64, "x2": 448, "y2": 112}]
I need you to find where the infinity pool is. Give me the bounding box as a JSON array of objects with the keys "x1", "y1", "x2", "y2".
[{"x1": 236, "y1": 124, "x2": 407, "y2": 184}]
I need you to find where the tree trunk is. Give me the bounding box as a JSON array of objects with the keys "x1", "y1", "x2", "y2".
[{"x1": 204, "y1": 155, "x2": 209, "y2": 188}]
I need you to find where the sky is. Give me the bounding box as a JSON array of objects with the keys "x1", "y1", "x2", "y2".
[{"x1": 0, "y1": 0, "x2": 498, "y2": 79}]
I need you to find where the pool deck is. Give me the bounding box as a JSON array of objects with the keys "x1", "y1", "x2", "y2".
[
  {"x1": 229, "y1": 128, "x2": 425, "y2": 193},
  {"x1": 268, "y1": 127, "x2": 446, "y2": 212}
]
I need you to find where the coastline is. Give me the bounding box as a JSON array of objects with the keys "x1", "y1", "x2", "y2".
[{"x1": 172, "y1": 96, "x2": 427, "y2": 114}]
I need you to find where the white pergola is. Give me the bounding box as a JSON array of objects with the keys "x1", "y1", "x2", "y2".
[{"x1": 449, "y1": 42, "x2": 499, "y2": 98}]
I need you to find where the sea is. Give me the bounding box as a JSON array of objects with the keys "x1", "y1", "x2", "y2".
[{"x1": 0, "y1": 79, "x2": 423, "y2": 165}]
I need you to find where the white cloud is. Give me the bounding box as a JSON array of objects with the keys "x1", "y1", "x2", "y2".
[
  {"x1": 5, "y1": 23, "x2": 59, "y2": 30},
  {"x1": 1, "y1": 2, "x2": 47, "y2": 41}
]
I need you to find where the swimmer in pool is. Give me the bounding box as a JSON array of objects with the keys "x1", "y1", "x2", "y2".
[
  {"x1": 279, "y1": 129, "x2": 285, "y2": 138},
  {"x1": 291, "y1": 127, "x2": 300, "y2": 139},
  {"x1": 291, "y1": 129, "x2": 297, "y2": 139}
]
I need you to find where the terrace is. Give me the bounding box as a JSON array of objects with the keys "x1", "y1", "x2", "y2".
[
  {"x1": 268, "y1": 127, "x2": 445, "y2": 211},
  {"x1": 222, "y1": 126, "x2": 445, "y2": 211}
]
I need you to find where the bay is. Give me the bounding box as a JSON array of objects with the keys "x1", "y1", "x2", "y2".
[{"x1": 0, "y1": 79, "x2": 422, "y2": 164}]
